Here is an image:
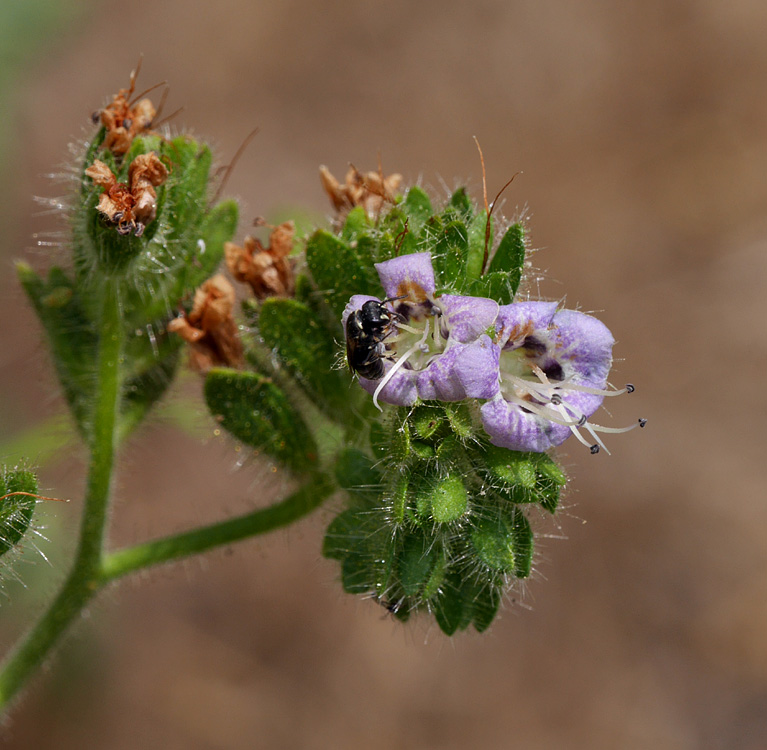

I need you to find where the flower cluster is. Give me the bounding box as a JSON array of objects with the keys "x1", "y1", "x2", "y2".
[{"x1": 344, "y1": 252, "x2": 643, "y2": 454}]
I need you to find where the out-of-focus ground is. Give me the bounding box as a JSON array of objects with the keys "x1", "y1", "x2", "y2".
[{"x1": 1, "y1": 1, "x2": 766, "y2": 747}]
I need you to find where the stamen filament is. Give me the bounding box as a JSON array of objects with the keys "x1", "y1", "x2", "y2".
[{"x1": 373, "y1": 320, "x2": 431, "y2": 411}]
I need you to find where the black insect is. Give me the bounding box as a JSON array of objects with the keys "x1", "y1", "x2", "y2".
[{"x1": 345, "y1": 299, "x2": 401, "y2": 380}]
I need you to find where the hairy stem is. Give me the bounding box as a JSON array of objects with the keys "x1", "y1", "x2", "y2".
[
  {"x1": 0, "y1": 280, "x2": 123, "y2": 709},
  {"x1": 99, "y1": 474, "x2": 335, "y2": 582}
]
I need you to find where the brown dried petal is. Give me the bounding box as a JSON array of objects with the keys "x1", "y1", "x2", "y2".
[
  {"x1": 168, "y1": 275, "x2": 244, "y2": 372},
  {"x1": 224, "y1": 223, "x2": 295, "y2": 299},
  {"x1": 268, "y1": 221, "x2": 295, "y2": 259},
  {"x1": 84, "y1": 160, "x2": 117, "y2": 188},
  {"x1": 129, "y1": 153, "x2": 168, "y2": 225},
  {"x1": 319, "y1": 164, "x2": 402, "y2": 221}
]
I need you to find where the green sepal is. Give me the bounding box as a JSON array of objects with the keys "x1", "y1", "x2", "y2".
[
  {"x1": 340, "y1": 206, "x2": 371, "y2": 242},
  {"x1": 508, "y1": 508, "x2": 533, "y2": 578},
  {"x1": 471, "y1": 583, "x2": 502, "y2": 633},
  {"x1": 444, "y1": 401, "x2": 474, "y2": 439},
  {"x1": 410, "y1": 405, "x2": 445, "y2": 440},
  {"x1": 0, "y1": 466, "x2": 39, "y2": 557},
  {"x1": 204, "y1": 368, "x2": 318, "y2": 474},
  {"x1": 483, "y1": 445, "x2": 538, "y2": 491},
  {"x1": 398, "y1": 533, "x2": 440, "y2": 598},
  {"x1": 391, "y1": 474, "x2": 409, "y2": 525},
  {"x1": 258, "y1": 297, "x2": 348, "y2": 415},
  {"x1": 534, "y1": 454, "x2": 566, "y2": 513},
  {"x1": 305, "y1": 229, "x2": 380, "y2": 318},
  {"x1": 433, "y1": 570, "x2": 475, "y2": 635},
  {"x1": 471, "y1": 517, "x2": 516, "y2": 573}
]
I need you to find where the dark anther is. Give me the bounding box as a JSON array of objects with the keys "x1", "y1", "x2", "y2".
[
  {"x1": 578, "y1": 415, "x2": 587, "y2": 426},
  {"x1": 550, "y1": 393, "x2": 562, "y2": 405},
  {"x1": 590, "y1": 444, "x2": 600, "y2": 454},
  {"x1": 91, "y1": 110, "x2": 101, "y2": 124},
  {"x1": 626, "y1": 383, "x2": 635, "y2": 393},
  {"x1": 638, "y1": 418, "x2": 647, "y2": 427}
]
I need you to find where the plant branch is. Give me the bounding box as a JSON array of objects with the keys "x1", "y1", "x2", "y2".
[
  {"x1": 99, "y1": 474, "x2": 335, "y2": 582},
  {"x1": 0, "y1": 280, "x2": 123, "y2": 710}
]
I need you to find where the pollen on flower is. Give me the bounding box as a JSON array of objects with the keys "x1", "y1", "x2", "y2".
[{"x1": 167, "y1": 274, "x2": 244, "y2": 372}]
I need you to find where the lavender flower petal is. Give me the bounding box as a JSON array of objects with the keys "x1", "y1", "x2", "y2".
[
  {"x1": 438, "y1": 295, "x2": 499, "y2": 343},
  {"x1": 480, "y1": 396, "x2": 572, "y2": 452},
  {"x1": 359, "y1": 362, "x2": 418, "y2": 406},
  {"x1": 375, "y1": 252, "x2": 435, "y2": 302},
  {"x1": 415, "y1": 343, "x2": 468, "y2": 402},
  {"x1": 453, "y1": 335, "x2": 501, "y2": 399}
]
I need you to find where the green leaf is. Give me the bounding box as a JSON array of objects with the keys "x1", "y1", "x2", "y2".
[
  {"x1": 449, "y1": 187, "x2": 473, "y2": 217},
  {"x1": 0, "y1": 466, "x2": 38, "y2": 556},
  {"x1": 258, "y1": 297, "x2": 348, "y2": 415},
  {"x1": 465, "y1": 211, "x2": 493, "y2": 282},
  {"x1": 18, "y1": 263, "x2": 97, "y2": 438},
  {"x1": 340, "y1": 206, "x2": 370, "y2": 242},
  {"x1": 467, "y1": 270, "x2": 518, "y2": 306},
  {"x1": 402, "y1": 186, "x2": 433, "y2": 230},
  {"x1": 487, "y1": 222, "x2": 525, "y2": 298},
  {"x1": 434, "y1": 220, "x2": 469, "y2": 290},
  {"x1": 204, "y1": 368, "x2": 318, "y2": 474},
  {"x1": 334, "y1": 448, "x2": 382, "y2": 504},
  {"x1": 305, "y1": 229, "x2": 380, "y2": 318},
  {"x1": 398, "y1": 533, "x2": 438, "y2": 598},
  {"x1": 322, "y1": 508, "x2": 358, "y2": 560}
]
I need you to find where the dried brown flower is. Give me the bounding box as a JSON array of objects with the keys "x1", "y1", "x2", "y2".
[
  {"x1": 319, "y1": 163, "x2": 402, "y2": 221},
  {"x1": 128, "y1": 152, "x2": 169, "y2": 227},
  {"x1": 224, "y1": 220, "x2": 295, "y2": 299},
  {"x1": 84, "y1": 153, "x2": 168, "y2": 236},
  {"x1": 93, "y1": 66, "x2": 158, "y2": 156},
  {"x1": 167, "y1": 275, "x2": 244, "y2": 372}
]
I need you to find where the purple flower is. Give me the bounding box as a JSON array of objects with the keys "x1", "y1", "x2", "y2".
[
  {"x1": 455, "y1": 301, "x2": 641, "y2": 453},
  {"x1": 343, "y1": 253, "x2": 499, "y2": 408}
]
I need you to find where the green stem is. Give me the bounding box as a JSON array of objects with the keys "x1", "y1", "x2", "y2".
[
  {"x1": 0, "y1": 280, "x2": 123, "y2": 709},
  {"x1": 100, "y1": 474, "x2": 334, "y2": 582}
]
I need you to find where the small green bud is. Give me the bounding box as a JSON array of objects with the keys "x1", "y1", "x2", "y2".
[
  {"x1": 428, "y1": 474, "x2": 469, "y2": 523},
  {"x1": 0, "y1": 466, "x2": 39, "y2": 557}
]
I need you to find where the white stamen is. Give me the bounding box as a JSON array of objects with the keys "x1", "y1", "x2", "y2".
[
  {"x1": 499, "y1": 359, "x2": 645, "y2": 455},
  {"x1": 372, "y1": 319, "x2": 431, "y2": 411}
]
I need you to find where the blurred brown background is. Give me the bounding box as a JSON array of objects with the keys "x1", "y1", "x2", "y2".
[{"x1": 1, "y1": 0, "x2": 766, "y2": 747}]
